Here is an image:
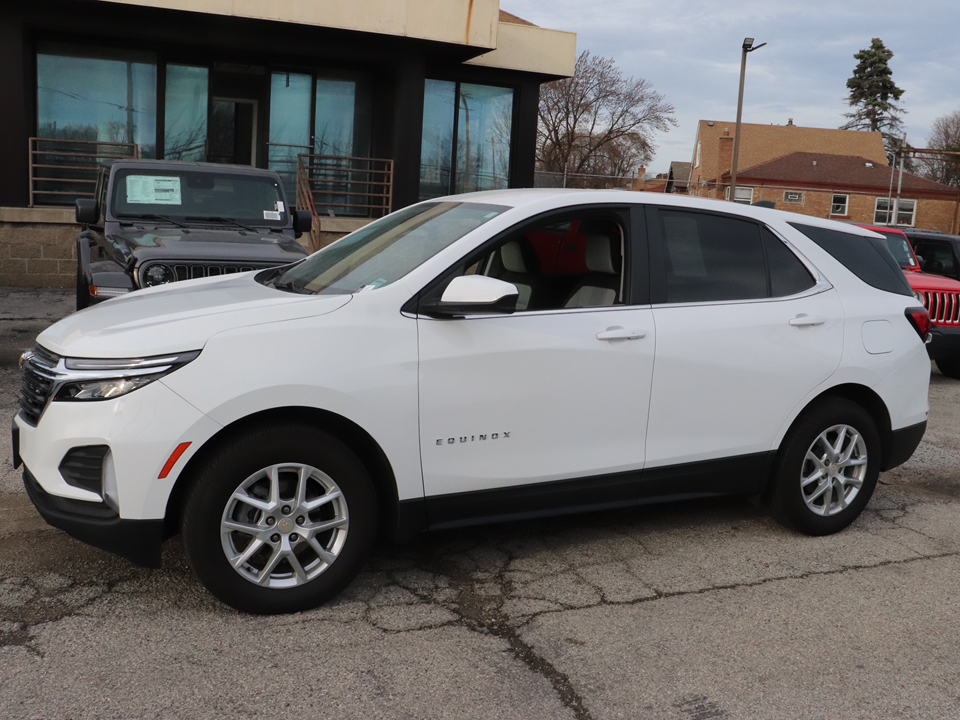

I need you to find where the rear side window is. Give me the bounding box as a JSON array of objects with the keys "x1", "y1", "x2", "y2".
[
  {"x1": 762, "y1": 228, "x2": 815, "y2": 297},
  {"x1": 788, "y1": 223, "x2": 912, "y2": 297},
  {"x1": 657, "y1": 210, "x2": 814, "y2": 303},
  {"x1": 660, "y1": 210, "x2": 766, "y2": 302}
]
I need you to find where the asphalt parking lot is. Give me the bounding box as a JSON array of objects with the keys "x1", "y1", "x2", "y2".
[{"x1": 3, "y1": 287, "x2": 960, "y2": 720}]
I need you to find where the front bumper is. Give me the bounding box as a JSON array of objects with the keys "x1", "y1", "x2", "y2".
[{"x1": 23, "y1": 467, "x2": 163, "y2": 568}]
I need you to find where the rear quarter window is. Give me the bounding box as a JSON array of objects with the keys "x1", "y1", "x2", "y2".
[{"x1": 788, "y1": 223, "x2": 912, "y2": 297}]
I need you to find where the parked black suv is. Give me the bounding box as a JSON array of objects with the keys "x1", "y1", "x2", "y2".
[
  {"x1": 900, "y1": 228, "x2": 960, "y2": 280},
  {"x1": 75, "y1": 160, "x2": 311, "y2": 309}
]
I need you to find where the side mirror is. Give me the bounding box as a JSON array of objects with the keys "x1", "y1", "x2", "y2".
[
  {"x1": 422, "y1": 275, "x2": 519, "y2": 317},
  {"x1": 76, "y1": 199, "x2": 99, "y2": 225},
  {"x1": 292, "y1": 209, "x2": 313, "y2": 238}
]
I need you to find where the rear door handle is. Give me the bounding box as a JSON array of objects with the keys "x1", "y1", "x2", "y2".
[
  {"x1": 596, "y1": 328, "x2": 647, "y2": 341},
  {"x1": 789, "y1": 314, "x2": 826, "y2": 327}
]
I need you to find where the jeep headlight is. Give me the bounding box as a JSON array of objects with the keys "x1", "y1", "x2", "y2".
[{"x1": 53, "y1": 351, "x2": 200, "y2": 402}]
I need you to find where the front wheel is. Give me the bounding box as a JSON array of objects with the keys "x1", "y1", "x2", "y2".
[
  {"x1": 180, "y1": 424, "x2": 378, "y2": 614},
  {"x1": 768, "y1": 399, "x2": 880, "y2": 536}
]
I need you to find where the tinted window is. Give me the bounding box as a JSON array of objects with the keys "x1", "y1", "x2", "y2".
[
  {"x1": 762, "y1": 228, "x2": 815, "y2": 297},
  {"x1": 660, "y1": 210, "x2": 766, "y2": 302},
  {"x1": 788, "y1": 223, "x2": 912, "y2": 297},
  {"x1": 913, "y1": 240, "x2": 957, "y2": 277}
]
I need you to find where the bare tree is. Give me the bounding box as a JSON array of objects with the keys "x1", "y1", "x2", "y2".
[
  {"x1": 537, "y1": 51, "x2": 675, "y2": 184},
  {"x1": 916, "y1": 110, "x2": 960, "y2": 188}
]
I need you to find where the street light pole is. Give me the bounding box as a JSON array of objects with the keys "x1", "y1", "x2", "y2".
[{"x1": 729, "y1": 37, "x2": 766, "y2": 202}]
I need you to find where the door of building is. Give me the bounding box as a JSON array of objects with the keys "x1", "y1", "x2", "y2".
[{"x1": 208, "y1": 98, "x2": 257, "y2": 166}]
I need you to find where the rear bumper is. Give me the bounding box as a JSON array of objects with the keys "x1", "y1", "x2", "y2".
[
  {"x1": 882, "y1": 420, "x2": 927, "y2": 471},
  {"x1": 23, "y1": 468, "x2": 163, "y2": 568}
]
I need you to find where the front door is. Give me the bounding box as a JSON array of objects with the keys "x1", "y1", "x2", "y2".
[{"x1": 416, "y1": 208, "x2": 656, "y2": 503}]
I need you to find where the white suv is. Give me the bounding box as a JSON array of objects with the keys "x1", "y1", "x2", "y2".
[{"x1": 13, "y1": 190, "x2": 931, "y2": 614}]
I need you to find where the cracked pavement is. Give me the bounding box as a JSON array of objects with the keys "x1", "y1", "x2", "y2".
[{"x1": 3, "y1": 288, "x2": 960, "y2": 719}]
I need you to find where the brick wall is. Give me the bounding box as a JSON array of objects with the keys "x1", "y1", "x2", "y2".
[
  {"x1": 743, "y1": 185, "x2": 960, "y2": 233},
  {"x1": 0, "y1": 220, "x2": 76, "y2": 288}
]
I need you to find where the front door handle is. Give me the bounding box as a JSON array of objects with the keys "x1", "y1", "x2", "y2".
[
  {"x1": 789, "y1": 314, "x2": 826, "y2": 327},
  {"x1": 596, "y1": 328, "x2": 647, "y2": 341}
]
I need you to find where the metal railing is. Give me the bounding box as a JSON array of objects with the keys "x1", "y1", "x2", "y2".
[
  {"x1": 29, "y1": 137, "x2": 139, "y2": 207},
  {"x1": 296, "y1": 154, "x2": 393, "y2": 250}
]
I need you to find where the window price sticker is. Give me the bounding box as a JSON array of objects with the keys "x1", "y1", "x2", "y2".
[
  {"x1": 263, "y1": 211, "x2": 282, "y2": 221},
  {"x1": 126, "y1": 176, "x2": 183, "y2": 205}
]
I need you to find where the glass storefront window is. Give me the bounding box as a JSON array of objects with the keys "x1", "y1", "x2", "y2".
[
  {"x1": 420, "y1": 80, "x2": 514, "y2": 199},
  {"x1": 456, "y1": 83, "x2": 513, "y2": 194},
  {"x1": 268, "y1": 72, "x2": 313, "y2": 195},
  {"x1": 164, "y1": 64, "x2": 209, "y2": 161},
  {"x1": 420, "y1": 80, "x2": 456, "y2": 201},
  {"x1": 37, "y1": 43, "x2": 157, "y2": 157}
]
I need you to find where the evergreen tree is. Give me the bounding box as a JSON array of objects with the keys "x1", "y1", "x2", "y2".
[{"x1": 841, "y1": 38, "x2": 906, "y2": 165}]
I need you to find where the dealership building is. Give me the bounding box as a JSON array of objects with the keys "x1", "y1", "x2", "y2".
[{"x1": 0, "y1": 0, "x2": 575, "y2": 287}]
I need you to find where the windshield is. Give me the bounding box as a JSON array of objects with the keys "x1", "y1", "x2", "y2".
[
  {"x1": 265, "y1": 201, "x2": 507, "y2": 295},
  {"x1": 875, "y1": 230, "x2": 919, "y2": 269},
  {"x1": 111, "y1": 168, "x2": 288, "y2": 227}
]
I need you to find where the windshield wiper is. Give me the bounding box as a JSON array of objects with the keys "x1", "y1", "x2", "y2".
[
  {"x1": 116, "y1": 213, "x2": 189, "y2": 228},
  {"x1": 186, "y1": 216, "x2": 258, "y2": 232}
]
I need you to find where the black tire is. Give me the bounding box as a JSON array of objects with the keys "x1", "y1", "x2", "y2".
[
  {"x1": 76, "y1": 264, "x2": 91, "y2": 310},
  {"x1": 768, "y1": 398, "x2": 880, "y2": 536},
  {"x1": 180, "y1": 424, "x2": 377, "y2": 614},
  {"x1": 935, "y1": 358, "x2": 960, "y2": 379}
]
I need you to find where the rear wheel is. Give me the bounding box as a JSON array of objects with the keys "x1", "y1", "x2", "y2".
[
  {"x1": 181, "y1": 424, "x2": 377, "y2": 614},
  {"x1": 769, "y1": 398, "x2": 880, "y2": 536}
]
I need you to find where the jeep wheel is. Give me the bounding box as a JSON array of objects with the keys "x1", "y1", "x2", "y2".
[
  {"x1": 769, "y1": 399, "x2": 880, "y2": 536},
  {"x1": 935, "y1": 358, "x2": 960, "y2": 379},
  {"x1": 181, "y1": 424, "x2": 377, "y2": 614}
]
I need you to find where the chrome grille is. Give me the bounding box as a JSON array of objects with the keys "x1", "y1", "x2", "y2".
[
  {"x1": 19, "y1": 345, "x2": 62, "y2": 426},
  {"x1": 920, "y1": 290, "x2": 960, "y2": 326}
]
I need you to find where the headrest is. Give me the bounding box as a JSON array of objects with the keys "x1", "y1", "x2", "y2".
[
  {"x1": 586, "y1": 235, "x2": 616, "y2": 274},
  {"x1": 501, "y1": 241, "x2": 527, "y2": 273}
]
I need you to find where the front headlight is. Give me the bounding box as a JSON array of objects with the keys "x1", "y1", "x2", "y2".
[
  {"x1": 53, "y1": 351, "x2": 200, "y2": 402},
  {"x1": 143, "y1": 264, "x2": 176, "y2": 287}
]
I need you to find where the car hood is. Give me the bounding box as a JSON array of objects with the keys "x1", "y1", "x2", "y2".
[
  {"x1": 109, "y1": 225, "x2": 307, "y2": 261},
  {"x1": 904, "y1": 271, "x2": 960, "y2": 292},
  {"x1": 37, "y1": 273, "x2": 350, "y2": 358}
]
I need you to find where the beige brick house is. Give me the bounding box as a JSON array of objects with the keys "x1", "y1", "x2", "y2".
[{"x1": 685, "y1": 119, "x2": 960, "y2": 233}]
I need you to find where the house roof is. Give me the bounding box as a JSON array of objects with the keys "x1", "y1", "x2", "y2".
[
  {"x1": 668, "y1": 161, "x2": 691, "y2": 184},
  {"x1": 499, "y1": 10, "x2": 536, "y2": 26},
  {"x1": 729, "y1": 152, "x2": 960, "y2": 196}
]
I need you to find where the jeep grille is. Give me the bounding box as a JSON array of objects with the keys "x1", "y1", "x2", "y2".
[
  {"x1": 139, "y1": 261, "x2": 277, "y2": 286},
  {"x1": 918, "y1": 290, "x2": 960, "y2": 326}
]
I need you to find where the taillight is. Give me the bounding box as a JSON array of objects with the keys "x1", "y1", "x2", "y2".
[{"x1": 905, "y1": 306, "x2": 931, "y2": 342}]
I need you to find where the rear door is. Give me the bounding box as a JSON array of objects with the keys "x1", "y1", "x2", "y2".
[{"x1": 644, "y1": 207, "x2": 844, "y2": 474}]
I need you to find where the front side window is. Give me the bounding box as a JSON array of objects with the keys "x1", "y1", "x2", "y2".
[
  {"x1": 266, "y1": 201, "x2": 507, "y2": 295},
  {"x1": 875, "y1": 197, "x2": 917, "y2": 226},
  {"x1": 831, "y1": 194, "x2": 849, "y2": 215},
  {"x1": 456, "y1": 213, "x2": 627, "y2": 311}
]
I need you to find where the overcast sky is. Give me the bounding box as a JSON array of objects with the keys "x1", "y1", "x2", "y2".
[{"x1": 506, "y1": 0, "x2": 960, "y2": 176}]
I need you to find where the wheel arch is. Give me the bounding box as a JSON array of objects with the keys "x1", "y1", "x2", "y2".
[
  {"x1": 164, "y1": 406, "x2": 401, "y2": 542},
  {"x1": 765, "y1": 382, "x2": 894, "y2": 496}
]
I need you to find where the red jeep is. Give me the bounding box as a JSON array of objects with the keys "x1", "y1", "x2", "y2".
[{"x1": 862, "y1": 225, "x2": 960, "y2": 378}]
